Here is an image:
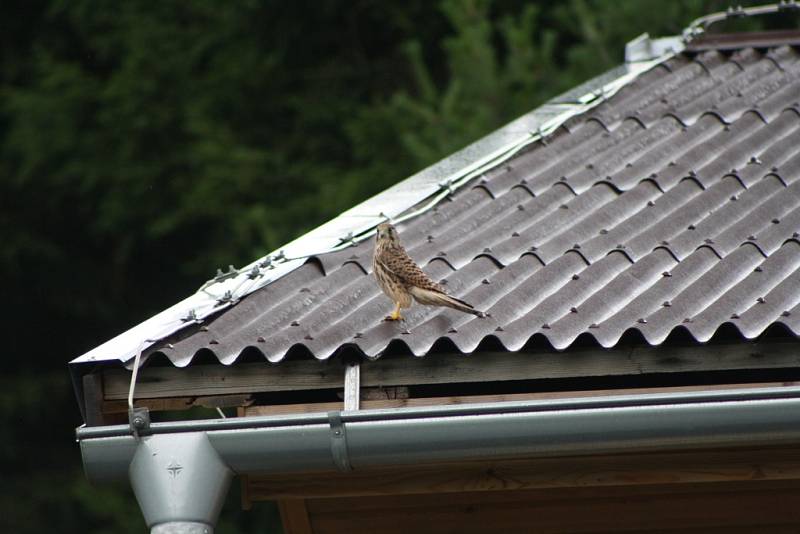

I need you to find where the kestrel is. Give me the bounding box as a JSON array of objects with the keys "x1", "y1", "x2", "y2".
[{"x1": 373, "y1": 222, "x2": 486, "y2": 321}]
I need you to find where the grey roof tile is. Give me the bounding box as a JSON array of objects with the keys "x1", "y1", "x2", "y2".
[{"x1": 147, "y1": 45, "x2": 800, "y2": 365}]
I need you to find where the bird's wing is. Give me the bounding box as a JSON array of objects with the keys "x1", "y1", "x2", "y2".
[{"x1": 376, "y1": 246, "x2": 445, "y2": 292}]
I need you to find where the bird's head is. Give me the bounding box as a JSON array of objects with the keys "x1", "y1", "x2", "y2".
[{"x1": 376, "y1": 222, "x2": 399, "y2": 243}]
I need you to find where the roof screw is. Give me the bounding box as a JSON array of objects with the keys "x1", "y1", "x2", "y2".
[
  {"x1": 438, "y1": 251, "x2": 447, "y2": 256},
  {"x1": 730, "y1": 313, "x2": 740, "y2": 319},
  {"x1": 748, "y1": 156, "x2": 762, "y2": 165},
  {"x1": 772, "y1": 218, "x2": 780, "y2": 224},
  {"x1": 683, "y1": 317, "x2": 693, "y2": 324},
  {"x1": 541, "y1": 323, "x2": 551, "y2": 329},
  {"x1": 747, "y1": 235, "x2": 757, "y2": 241},
  {"x1": 668, "y1": 161, "x2": 677, "y2": 167},
  {"x1": 349, "y1": 254, "x2": 359, "y2": 260},
  {"x1": 723, "y1": 125, "x2": 730, "y2": 131},
  {"x1": 730, "y1": 195, "x2": 738, "y2": 202},
  {"x1": 616, "y1": 244, "x2": 626, "y2": 249},
  {"x1": 647, "y1": 200, "x2": 655, "y2": 207},
  {"x1": 606, "y1": 175, "x2": 614, "y2": 181},
  {"x1": 559, "y1": 204, "x2": 569, "y2": 210},
  {"x1": 303, "y1": 334, "x2": 314, "y2": 341},
  {"x1": 687, "y1": 224, "x2": 696, "y2": 230},
  {"x1": 440, "y1": 279, "x2": 448, "y2": 285},
  {"x1": 354, "y1": 332, "x2": 363, "y2": 339},
  {"x1": 660, "y1": 240, "x2": 670, "y2": 246},
  {"x1": 782, "y1": 310, "x2": 791, "y2": 317},
  {"x1": 661, "y1": 97, "x2": 669, "y2": 104},
  {"x1": 704, "y1": 238, "x2": 714, "y2": 245},
  {"x1": 688, "y1": 170, "x2": 697, "y2": 178},
  {"x1": 182, "y1": 309, "x2": 198, "y2": 323},
  {"x1": 662, "y1": 301, "x2": 672, "y2": 307},
  {"x1": 427, "y1": 235, "x2": 434, "y2": 243},
  {"x1": 793, "y1": 232, "x2": 800, "y2": 239},
  {"x1": 754, "y1": 266, "x2": 763, "y2": 272},
  {"x1": 400, "y1": 330, "x2": 411, "y2": 335},
  {"x1": 517, "y1": 204, "x2": 526, "y2": 211},
  {"x1": 209, "y1": 339, "x2": 219, "y2": 345},
  {"x1": 495, "y1": 326, "x2": 504, "y2": 332},
  {"x1": 247, "y1": 266, "x2": 261, "y2": 279},
  {"x1": 757, "y1": 297, "x2": 766, "y2": 304},
  {"x1": 200, "y1": 325, "x2": 209, "y2": 332},
  {"x1": 625, "y1": 162, "x2": 633, "y2": 168},
  {"x1": 483, "y1": 247, "x2": 492, "y2": 253},
  {"x1": 572, "y1": 274, "x2": 580, "y2": 280},
  {"x1": 559, "y1": 176, "x2": 568, "y2": 182},
  {"x1": 482, "y1": 279, "x2": 491, "y2": 285},
  {"x1": 257, "y1": 336, "x2": 266, "y2": 342},
  {"x1": 637, "y1": 318, "x2": 647, "y2": 324},
  {"x1": 479, "y1": 177, "x2": 488, "y2": 185},
  {"x1": 586, "y1": 163, "x2": 594, "y2": 170},
  {"x1": 290, "y1": 321, "x2": 300, "y2": 326},
  {"x1": 529, "y1": 245, "x2": 538, "y2": 252},
  {"x1": 299, "y1": 287, "x2": 310, "y2": 293},
  {"x1": 771, "y1": 166, "x2": 779, "y2": 172},
  {"x1": 599, "y1": 229, "x2": 608, "y2": 235},
  {"x1": 573, "y1": 243, "x2": 581, "y2": 249},
  {"x1": 511, "y1": 231, "x2": 520, "y2": 237},
  {"x1": 448, "y1": 327, "x2": 458, "y2": 333},
  {"x1": 650, "y1": 172, "x2": 658, "y2": 179},
  {"x1": 519, "y1": 178, "x2": 527, "y2": 185},
  {"x1": 570, "y1": 307, "x2": 578, "y2": 313},
  {"x1": 662, "y1": 271, "x2": 672, "y2": 277},
  {"x1": 730, "y1": 168, "x2": 737, "y2": 175},
  {"x1": 589, "y1": 323, "x2": 599, "y2": 329}
]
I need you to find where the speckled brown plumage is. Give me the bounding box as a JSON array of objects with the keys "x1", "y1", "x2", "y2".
[{"x1": 373, "y1": 222, "x2": 485, "y2": 321}]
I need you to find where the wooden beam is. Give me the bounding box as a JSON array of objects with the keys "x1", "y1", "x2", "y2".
[
  {"x1": 247, "y1": 446, "x2": 800, "y2": 500},
  {"x1": 102, "y1": 393, "x2": 254, "y2": 414},
  {"x1": 83, "y1": 373, "x2": 107, "y2": 426},
  {"x1": 243, "y1": 381, "x2": 798, "y2": 417},
  {"x1": 101, "y1": 341, "x2": 800, "y2": 401},
  {"x1": 304, "y1": 481, "x2": 800, "y2": 534},
  {"x1": 278, "y1": 499, "x2": 313, "y2": 534}
]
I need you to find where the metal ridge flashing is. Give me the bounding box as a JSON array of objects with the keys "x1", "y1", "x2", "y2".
[{"x1": 71, "y1": 43, "x2": 682, "y2": 368}]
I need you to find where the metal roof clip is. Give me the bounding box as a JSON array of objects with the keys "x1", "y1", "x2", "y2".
[
  {"x1": 216, "y1": 290, "x2": 234, "y2": 305},
  {"x1": 181, "y1": 309, "x2": 198, "y2": 323},
  {"x1": 438, "y1": 179, "x2": 455, "y2": 195},
  {"x1": 214, "y1": 265, "x2": 238, "y2": 282}
]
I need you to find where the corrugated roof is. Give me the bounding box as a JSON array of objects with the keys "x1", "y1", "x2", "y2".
[{"x1": 146, "y1": 45, "x2": 800, "y2": 366}]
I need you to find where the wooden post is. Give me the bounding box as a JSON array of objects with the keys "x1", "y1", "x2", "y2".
[{"x1": 278, "y1": 499, "x2": 313, "y2": 534}]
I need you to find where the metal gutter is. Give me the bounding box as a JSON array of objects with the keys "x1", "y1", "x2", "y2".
[
  {"x1": 69, "y1": 47, "x2": 681, "y2": 370},
  {"x1": 77, "y1": 386, "x2": 800, "y2": 531}
]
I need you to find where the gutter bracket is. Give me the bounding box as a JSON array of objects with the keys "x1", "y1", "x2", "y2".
[
  {"x1": 327, "y1": 411, "x2": 353, "y2": 472},
  {"x1": 129, "y1": 406, "x2": 152, "y2": 437}
]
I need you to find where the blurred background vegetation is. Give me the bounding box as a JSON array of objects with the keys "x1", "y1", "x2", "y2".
[{"x1": 0, "y1": 0, "x2": 765, "y2": 531}]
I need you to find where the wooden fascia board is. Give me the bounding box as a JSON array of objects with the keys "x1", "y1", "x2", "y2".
[{"x1": 101, "y1": 341, "x2": 800, "y2": 401}]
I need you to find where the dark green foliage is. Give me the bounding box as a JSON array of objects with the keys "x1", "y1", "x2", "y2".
[{"x1": 0, "y1": 0, "x2": 770, "y2": 531}]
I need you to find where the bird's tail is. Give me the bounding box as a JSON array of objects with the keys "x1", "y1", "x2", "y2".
[{"x1": 409, "y1": 287, "x2": 486, "y2": 318}]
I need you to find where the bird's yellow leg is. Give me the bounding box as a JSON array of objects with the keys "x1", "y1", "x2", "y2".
[{"x1": 386, "y1": 302, "x2": 403, "y2": 321}]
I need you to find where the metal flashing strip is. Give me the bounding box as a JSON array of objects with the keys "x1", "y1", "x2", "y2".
[{"x1": 71, "y1": 47, "x2": 681, "y2": 368}]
